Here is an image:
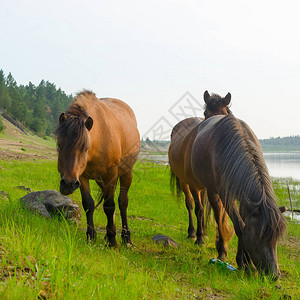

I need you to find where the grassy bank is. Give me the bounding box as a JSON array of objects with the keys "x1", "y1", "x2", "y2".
[{"x1": 0, "y1": 159, "x2": 299, "y2": 299}]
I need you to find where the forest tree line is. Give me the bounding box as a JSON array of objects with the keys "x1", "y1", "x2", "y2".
[
  {"x1": 259, "y1": 136, "x2": 300, "y2": 152},
  {"x1": 0, "y1": 70, "x2": 299, "y2": 151},
  {"x1": 0, "y1": 70, "x2": 72, "y2": 135}
]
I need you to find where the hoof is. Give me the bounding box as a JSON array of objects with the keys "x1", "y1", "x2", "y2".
[
  {"x1": 125, "y1": 242, "x2": 133, "y2": 248},
  {"x1": 121, "y1": 229, "x2": 132, "y2": 245},
  {"x1": 217, "y1": 253, "x2": 227, "y2": 262},
  {"x1": 104, "y1": 234, "x2": 118, "y2": 248},
  {"x1": 195, "y1": 238, "x2": 205, "y2": 245},
  {"x1": 86, "y1": 230, "x2": 97, "y2": 243},
  {"x1": 187, "y1": 233, "x2": 196, "y2": 239}
]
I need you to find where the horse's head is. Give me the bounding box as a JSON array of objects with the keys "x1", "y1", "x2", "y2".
[
  {"x1": 203, "y1": 91, "x2": 232, "y2": 119},
  {"x1": 241, "y1": 206, "x2": 286, "y2": 278},
  {"x1": 56, "y1": 112, "x2": 93, "y2": 195}
]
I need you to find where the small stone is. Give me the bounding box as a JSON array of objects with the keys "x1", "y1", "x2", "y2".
[
  {"x1": 152, "y1": 234, "x2": 180, "y2": 248},
  {"x1": 0, "y1": 191, "x2": 9, "y2": 199},
  {"x1": 15, "y1": 185, "x2": 34, "y2": 193}
]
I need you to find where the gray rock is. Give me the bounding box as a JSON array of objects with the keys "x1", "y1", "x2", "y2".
[
  {"x1": 20, "y1": 190, "x2": 81, "y2": 221},
  {"x1": 152, "y1": 234, "x2": 180, "y2": 248}
]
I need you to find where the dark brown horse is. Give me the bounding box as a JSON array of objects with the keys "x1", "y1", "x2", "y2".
[
  {"x1": 169, "y1": 91, "x2": 233, "y2": 246},
  {"x1": 56, "y1": 91, "x2": 140, "y2": 247},
  {"x1": 203, "y1": 90, "x2": 232, "y2": 118},
  {"x1": 191, "y1": 114, "x2": 286, "y2": 277}
]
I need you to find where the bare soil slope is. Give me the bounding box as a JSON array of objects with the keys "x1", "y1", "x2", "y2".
[{"x1": 0, "y1": 116, "x2": 57, "y2": 160}]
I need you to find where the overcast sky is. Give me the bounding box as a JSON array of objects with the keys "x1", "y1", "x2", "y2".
[{"x1": 1, "y1": 0, "x2": 299, "y2": 139}]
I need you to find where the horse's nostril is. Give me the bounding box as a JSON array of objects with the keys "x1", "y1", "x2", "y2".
[
  {"x1": 60, "y1": 178, "x2": 67, "y2": 186},
  {"x1": 73, "y1": 180, "x2": 80, "y2": 189},
  {"x1": 60, "y1": 178, "x2": 80, "y2": 189}
]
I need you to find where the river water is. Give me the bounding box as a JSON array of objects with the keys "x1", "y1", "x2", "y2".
[
  {"x1": 263, "y1": 152, "x2": 300, "y2": 180},
  {"x1": 139, "y1": 151, "x2": 300, "y2": 222},
  {"x1": 139, "y1": 152, "x2": 300, "y2": 180}
]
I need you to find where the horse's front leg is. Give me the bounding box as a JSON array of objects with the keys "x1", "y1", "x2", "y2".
[
  {"x1": 102, "y1": 169, "x2": 118, "y2": 248},
  {"x1": 220, "y1": 197, "x2": 249, "y2": 269},
  {"x1": 80, "y1": 176, "x2": 96, "y2": 242},
  {"x1": 236, "y1": 238, "x2": 252, "y2": 271}
]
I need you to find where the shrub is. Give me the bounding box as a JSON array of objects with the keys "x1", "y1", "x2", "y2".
[{"x1": 0, "y1": 116, "x2": 4, "y2": 133}]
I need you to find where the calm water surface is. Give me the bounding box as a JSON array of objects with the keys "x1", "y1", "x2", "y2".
[
  {"x1": 140, "y1": 152, "x2": 300, "y2": 180},
  {"x1": 139, "y1": 152, "x2": 300, "y2": 222},
  {"x1": 263, "y1": 152, "x2": 300, "y2": 180}
]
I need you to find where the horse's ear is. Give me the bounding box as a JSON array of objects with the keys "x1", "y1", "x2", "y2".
[
  {"x1": 223, "y1": 92, "x2": 231, "y2": 106},
  {"x1": 59, "y1": 113, "x2": 67, "y2": 124},
  {"x1": 85, "y1": 116, "x2": 93, "y2": 131},
  {"x1": 279, "y1": 206, "x2": 287, "y2": 213},
  {"x1": 204, "y1": 90, "x2": 210, "y2": 104}
]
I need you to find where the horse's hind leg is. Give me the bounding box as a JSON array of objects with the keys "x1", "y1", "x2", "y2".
[
  {"x1": 181, "y1": 184, "x2": 196, "y2": 238},
  {"x1": 118, "y1": 170, "x2": 133, "y2": 245},
  {"x1": 79, "y1": 177, "x2": 96, "y2": 242},
  {"x1": 99, "y1": 169, "x2": 118, "y2": 248},
  {"x1": 190, "y1": 189, "x2": 205, "y2": 245},
  {"x1": 207, "y1": 190, "x2": 233, "y2": 261}
]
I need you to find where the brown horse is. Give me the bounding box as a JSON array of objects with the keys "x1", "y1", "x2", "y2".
[
  {"x1": 191, "y1": 114, "x2": 286, "y2": 277},
  {"x1": 169, "y1": 91, "x2": 233, "y2": 247},
  {"x1": 56, "y1": 90, "x2": 140, "y2": 247}
]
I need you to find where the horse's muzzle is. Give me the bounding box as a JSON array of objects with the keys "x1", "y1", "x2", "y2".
[
  {"x1": 260, "y1": 261, "x2": 280, "y2": 281},
  {"x1": 60, "y1": 178, "x2": 80, "y2": 195}
]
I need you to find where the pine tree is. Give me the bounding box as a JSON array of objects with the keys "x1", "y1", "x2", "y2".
[{"x1": 0, "y1": 69, "x2": 73, "y2": 135}]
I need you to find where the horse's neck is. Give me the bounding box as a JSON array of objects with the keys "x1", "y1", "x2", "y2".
[{"x1": 198, "y1": 115, "x2": 226, "y2": 136}]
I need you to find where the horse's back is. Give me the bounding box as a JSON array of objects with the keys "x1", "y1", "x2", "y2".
[
  {"x1": 100, "y1": 98, "x2": 137, "y2": 122},
  {"x1": 169, "y1": 117, "x2": 204, "y2": 188},
  {"x1": 169, "y1": 117, "x2": 202, "y2": 166},
  {"x1": 80, "y1": 95, "x2": 140, "y2": 173},
  {"x1": 101, "y1": 98, "x2": 140, "y2": 167},
  {"x1": 170, "y1": 117, "x2": 203, "y2": 140}
]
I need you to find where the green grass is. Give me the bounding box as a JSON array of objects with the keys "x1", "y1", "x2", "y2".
[
  {"x1": 0, "y1": 159, "x2": 299, "y2": 299},
  {"x1": 272, "y1": 178, "x2": 300, "y2": 210}
]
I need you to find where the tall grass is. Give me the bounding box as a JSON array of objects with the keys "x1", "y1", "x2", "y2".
[{"x1": 0, "y1": 159, "x2": 299, "y2": 299}]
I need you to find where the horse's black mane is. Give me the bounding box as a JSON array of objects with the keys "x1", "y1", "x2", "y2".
[
  {"x1": 212, "y1": 115, "x2": 286, "y2": 243},
  {"x1": 55, "y1": 93, "x2": 92, "y2": 152}
]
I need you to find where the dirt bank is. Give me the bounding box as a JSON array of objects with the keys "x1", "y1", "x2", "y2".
[{"x1": 0, "y1": 116, "x2": 57, "y2": 160}]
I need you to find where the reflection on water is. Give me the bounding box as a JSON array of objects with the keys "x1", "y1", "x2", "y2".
[{"x1": 263, "y1": 152, "x2": 300, "y2": 180}]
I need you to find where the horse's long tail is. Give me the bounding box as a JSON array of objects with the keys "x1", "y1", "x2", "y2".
[
  {"x1": 95, "y1": 193, "x2": 104, "y2": 209},
  {"x1": 95, "y1": 177, "x2": 119, "y2": 209},
  {"x1": 170, "y1": 168, "x2": 182, "y2": 198}
]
